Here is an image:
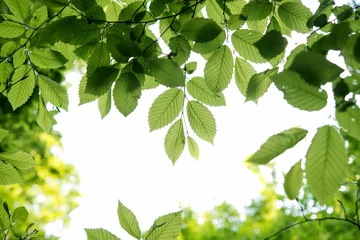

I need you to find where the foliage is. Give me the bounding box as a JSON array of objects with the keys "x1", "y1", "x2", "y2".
[{"x1": 0, "y1": 0, "x2": 360, "y2": 239}]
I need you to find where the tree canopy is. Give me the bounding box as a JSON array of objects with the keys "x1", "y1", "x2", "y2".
[{"x1": 0, "y1": 0, "x2": 360, "y2": 239}]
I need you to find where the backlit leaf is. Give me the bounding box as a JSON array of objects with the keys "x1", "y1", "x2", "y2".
[
  {"x1": 192, "y1": 31, "x2": 226, "y2": 54},
  {"x1": 37, "y1": 97, "x2": 55, "y2": 133},
  {"x1": 181, "y1": 18, "x2": 222, "y2": 43},
  {"x1": 165, "y1": 119, "x2": 185, "y2": 164},
  {"x1": 336, "y1": 105, "x2": 360, "y2": 141},
  {"x1": 0, "y1": 129, "x2": 9, "y2": 143},
  {"x1": 278, "y1": 2, "x2": 312, "y2": 33},
  {"x1": 146, "y1": 58, "x2": 185, "y2": 87},
  {"x1": 187, "y1": 77, "x2": 226, "y2": 106},
  {"x1": 246, "y1": 68, "x2": 278, "y2": 103},
  {"x1": 0, "y1": 21, "x2": 25, "y2": 38},
  {"x1": 232, "y1": 30, "x2": 266, "y2": 63},
  {"x1": 254, "y1": 30, "x2": 288, "y2": 60},
  {"x1": 117, "y1": 200, "x2": 141, "y2": 239},
  {"x1": 234, "y1": 57, "x2": 256, "y2": 96},
  {"x1": 86, "y1": 66, "x2": 119, "y2": 96},
  {"x1": 0, "y1": 151, "x2": 35, "y2": 170},
  {"x1": 87, "y1": 42, "x2": 110, "y2": 75},
  {"x1": 187, "y1": 136, "x2": 200, "y2": 160},
  {"x1": 12, "y1": 207, "x2": 28, "y2": 223},
  {"x1": 147, "y1": 211, "x2": 182, "y2": 240},
  {"x1": 242, "y1": 0, "x2": 272, "y2": 20},
  {"x1": 79, "y1": 75, "x2": 99, "y2": 105},
  {"x1": 98, "y1": 90, "x2": 111, "y2": 119},
  {"x1": 85, "y1": 228, "x2": 120, "y2": 240},
  {"x1": 169, "y1": 36, "x2": 191, "y2": 66},
  {"x1": 0, "y1": 161, "x2": 22, "y2": 185},
  {"x1": 4, "y1": 0, "x2": 31, "y2": 20},
  {"x1": 284, "y1": 160, "x2": 303, "y2": 200},
  {"x1": 38, "y1": 74, "x2": 69, "y2": 110},
  {"x1": 30, "y1": 48, "x2": 67, "y2": 69}
]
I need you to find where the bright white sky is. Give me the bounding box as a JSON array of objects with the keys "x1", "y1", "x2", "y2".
[{"x1": 48, "y1": 0, "x2": 351, "y2": 239}]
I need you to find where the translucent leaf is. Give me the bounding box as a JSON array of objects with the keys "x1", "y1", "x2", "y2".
[
  {"x1": 278, "y1": 2, "x2": 312, "y2": 33},
  {"x1": 30, "y1": 6, "x2": 48, "y2": 28},
  {"x1": 148, "y1": 88, "x2": 184, "y2": 131},
  {"x1": 146, "y1": 211, "x2": 182, "y2": 240},
  {"x1": 0, "y1": 21, "x2": 25, "y2": 38},
  {"x1": 0, "y1": 129, "x2": 9, "y2": 143},
  {"x1": 54, "y1": 42, "x2": 77, "y2": 62},
  {"x1": 7, "y1": 66, "x2": 35, "y2": 110},
  {"x1": 247, "y1": 128, "x2": 308, "y2": 164},
  {"x1": 38, "y1": 74, "x2": 69, "y2": 110},
  {"x1": 254, "y1": 30, "x2": 288, "y2": 60},
  {"x1": 234, "y1": 57, "x2": 256, "y2": 96},
  {"x1": 246, "y1": 68, "x2": 278, "y2": 103},
  {"x1": 272, "y1": 70, "x2": 328, "y2": 111},
  {"x1": 79, "y1": 75, "x2": 99, "y2": 105},
  {"x1": 1, "y1": 41, "x2": 16, "y2": 56},
  {"x1": 206, "y1": 0, "x2": 226, "y2": 24},
  {"x1": 86, "y1": 66, "x2": 119, "y2": 96},
  {"x1": 336, "y1": 105, "x2": 360, "y2": 141},
  {"x1": 4, "y1": 0, "x2": 31, "y2": 20},
  {"x1": 146, "y1": 58, "x2": 185, "y2": 87},
  {"x1": 228, "y1": 14, "x2": 246, "y2": 30},
  {"x1": 232, "y1": 30, "x2": 266, "y2": 63},
  {"x1": 143, "y1": 75, "x2": 160, "y2": 90},
  {"x1": 0, "y1": 151, "x2": 35, "y2": 170},
  {"x1": 113, "y1": 72, "x2": 141, "y2": 117},
  {"x1": 164, "y1": 119, "x2": 185, "y2": 164},
  {"x1": 30, "y1": 48, "x2": 67, "y2": 69},
  {"x1": 187, "y1": 136, "x2": 200, "y2": 160},
  {"x1": 12, "y1": 207, "x2": 28, "y2": 223},
  {"x1": 355, "y1": 34, "x2": 360, "y2": 63},
  {"x1": 332, "y1": 5, "x2": 353, "y2": 22},
  {"x1": 226, "y1": 0, "x2": 246, "y2": 14},
  {"x1": 242, "y1": 0, "x2": 272, "y2": 20},
  {"x1": 289, "y1": 51, "x2": 344, "y2": 86},
  {"x1": 185, "y1": 62, "x2": 197, "y2": 74},
  {"x1": 87, "y1": 42, "x2": 110, "y2": 75},
  {"x1": 204, "y1": 45, "x2": 233, "y2": 93},
  {"x1": 187, "y1": 101, "x2": 216, "y2": 144},
  {"x1": 0, "y1": 62, "x2": 14, "y2": 86},
  {"x1": 192, "y1": 31, "x2": 226, "y2": 54},
  {"x1": 0, "y1": 200, "x2": 10, "y2": 229},
  {"x1": 305, "y1": 126, "x2": 348, "y2": 205},
  {"x1": 159, "y1": 12, "x2": 177, "y2": 44},
  {"x1": 85, "y1": 228, "x2": 120, "y2": 240},
  {"x1": 0, "y1": 161, "x2": 22, "y2": 185},
  {"x1": 105, "y1": 1, "x2": 123, "y2": 21},
  {"x1": 98, "y1": 90, "x2": 111, "y2": 119},
  {"x1": 284, "y1": 160, "x2": 303, "y2": 200},
  {"x1": 169, "y1": 36, "x2": 191, "y2": 66},
  {"x1": 13, "y1": 48, "x2": 26, "y2": 68},
  {"x1": 117, "y1": 200, "x2": 141, "y2": 239},
  {"x1": 186, "y1": 77, "x2": 226, "y2": 106},
  {"x1": 37, "y1": 97, "x2": 55, "y2": 133},
  {"x1": 181, "y1": 18, "x2": 222, "y2": 43}
]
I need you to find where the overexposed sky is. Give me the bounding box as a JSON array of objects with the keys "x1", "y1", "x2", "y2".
[{"x1": 51, "y1": 0, "x2": 352, "y2": 239}]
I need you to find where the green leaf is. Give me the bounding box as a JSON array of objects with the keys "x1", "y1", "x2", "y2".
[
  {"x1": 0, "y1": 129, "x2": 9, "y2": 143},
  {"x1": 169, "y1": 36, "x2": 191, "y2": 66},
  {"x1": 234, "y1": 57, "x2": 256, "y2": 96},
  {"x1": 0, "y1": 161, "x2": 22, "y2": 185},
  {"x1": 254, "y1": 30, "x2": 288, "y2": 60},
  {"x1": 305, "y1": 126, "x2": 348, "y2": 205},
  {"x1": 185, "y1": 62, "x2": 197, "y2": 74},
  {"x1": 206, "y1": 0, "x2": 226, "y2": 25},
  {"x1": 7, "y1": 66, "x2": 35, "y2": 110},
  {"x1": 13, "y1": 48, "x2": 26, "y2": 68},
  {"x1": 105, "y1": 1, "x2": 123, "y2": 21},
  {"x1": 0, "y1": 62, "x2": 14, "y2": 86},
  {"x1": 12, "y1": 207, "x2": 28, "y2": 223},
  {"x1": 0, "y1": 21, "x2": 25, "y2": 38},
  {"x1": 37, "y1": 97, "x2": 55, "y2": 133},
  {"x1": 98, "y1": 90, "x2": 111, "y2": 119},
  {"x1": 38, "y1": 75, "x2": 69, "y2": 110},
  {"x1": 228, "y1": 14, "x2": 246, "y2": 30},
  {"x1": 87, "y1": 42, "x2": 110, "y2": 75},
  {"x1": 332, "y1": 5, "x2": 353, "y2": 22},
  {"x1": 30, "y1": 48, "x2": 67, "y2": 69},
  {"x1": 181, "y1": 18, "x2": 222, "y2": 43},
  {"x1": 187, "y1": 101, "x2": 216, "y2": 144},
  {"x1": 30, "y1": 6, "x2": 48, "y2": 28},
  {"x1": 1, "y1": 41, "x2": 16, "y2": 56},
  {"x1": 284, "y1": 160, "x2": 303, "y2": 200},
  {"x1": 187, "y1": 136, "x2": 200, "y2": 160},
  {"x1": 79, "y1": 75, "x2": 99, "y2": 105},
  {"x1": 0, "y1": 151, "x2": 35, "y2": 169},
  {"x1": 278, "y1": 2, "x2": 311, "y2": 33},
  {"x1": 113, "y1": 72, "x2": 141, "y2": 117},
  {"x1": 272, "y1": 70, "x2": 328, "y2": 111},
  {"x1": 187, "y1": 77, "x2": 226, "y2": 106},
  {"x1": 226, "y1": 0, "x2": 246, "y2": 14},
  {"x1": 148, "y1": 88, "x2": 184, "y2": 131},
  {"x1": 336, "y1": 105, "x2": 360, "y2": 141},
  {"x1": 242, "y1": 0, "x2": 272, "y2": 20},
  {"x1": 164, "y1": 119, "x2": 185, "y2": 164},
  {"x1": 117, "y1": 200, "x2": 141, "y2": 239},
  {"x1": 192, "y1": 31, "x2": 226, "y2": 54},
  {"x1": 54, "y1": 42, "x2": 78, "y2": 62},
  {"x1": 232, "y1": 30, "x2": 266, "y2": 63},
  {"x1": 146, "y1": 58, "x2": 185, "y2": 87},
  {"x1": 0, "y1": 201, "x2": 10, "y2": 229},
  {"x1": 289, "y1": 51, "x2": 344, "y2": 86},
  {"x1": 247, "y1": 127, "x2": 308, "y2": 164},
  {"x1": 246, "y1": 68, "x2": 278, "y2": 103},
  {"x1": 147, "y1": 211, "x2": 182, "y2": 240},
  {"x1": 4, "y1": 0, "x2": 31, "y2": 20},
  {"x1": 86, "y1": 66, "x2": 119, "y2": 96},
  {"x1": 85, "y1": 228, "x2": 120, "y2": 240},
  {"x1": 355, "y1": 35, "x2": 360, "y2": 63},
  {"x1": 204, "y1": 45, "x2": 233, "y2": 93}
]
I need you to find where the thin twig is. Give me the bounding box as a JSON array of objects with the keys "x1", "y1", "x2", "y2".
[
  {"x1": 296, "y1": 198, "x2": 308, "y2": 221},
  {"x1": 338, "y1": 200, "x2": 348, "y2": 220}
]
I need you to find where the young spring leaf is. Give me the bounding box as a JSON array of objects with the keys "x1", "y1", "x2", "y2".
[
  {"x1": 12, "y1": 207, "x2": 28, "y2": 223},
  {"x1": 0, "y1": 161, "x2": 22, "y2": 185},
  {"x1": 146, "y1": 211, "x2": 182, "y2": 240},
  {"x1": 105, "y1": 0, "x2": 122, "y2": 21},
  {"x1": 336, "y1": 105, "x2": 360, "y2": 141},
  {"x1": 98, "y1": 90, "x2": 111, "y2": 119},
  {"x1": 0, "y1": 62, "x2": 14, "y2": 86},
  {"x1": 148, "y1": 88, "x2": 184, "y2": 131},
  {"x1": 87, "y1": 42, "x2": 110, "y2": 75},
  {"x1": 4, "y1": 0, "x2": 31, "y2": 20},
  {"x1": 30, "y1": 48, "x2": 67, "y2": 69},
  {"x1": 0, "y1": 21, "x2": 25, "y2": 38},
  {"x1": 0, "y1": 151, "x2": 36, "y2": 170},
  {"x1": 187, "y1": 101, "x2": 216, "y2": 144},
  {"x1": 247, "y1": 128, "x2": 308, "y2": 164},
  {"x1": 7, "y1": 65, "x2": 35, "y2": 110},
  {"x1": 254, "y1": 30, "x2": 288, "y2": 60},
  {"x1": 187, "y1": 136, "x2": 200, "y2": 160},
  {"x1": 85, "y1": 228, "x2": 120, "y2": 240},
  {"x1": 165, "y1": 119, "x2": 185, "y2": 164},
  {"x1": 186, "y1": 77, "x2": 226, "y2": 106},
  {"x1": 278, "y1": 2, "x2": 312, "y2": 33},
  {"x1": 30, "y1": 6, "x2": 48, "y2": 28},
  {"x1": 246, "y1": 68, "x2": 278, "y2": 103},
  {"x1": 193, "y1": 31, "x2": 226, "y2": 54},
  {"x1": 146, "y1": 58, "x2": 185, "y2": 87},
  {"x1": 181, "y1": 18, "x2": 222, "y2": 43},
  {"x1": 234, "y1": 57, "x2": 256, "y2": 96},
  {"x1": 113, "y1": 72, "x2": 141, "y2": 117},
  {"x1": 13, "y1": 48, "x2": 26, "y2": 68},
  {"x1": 272, "y1": 70, "x2": 328, "y2": 111},
  {"x1": 169, "y1": 36, "x2": 191, "y2": 66},
  {"x1": 38, "y1": 74, "x2": 69, "y2": 110},
  {"x1": 284, "y1": 160, "x2": 303, "y2": 200},
  {"x1": 232, "y1": 30, "x2": 266, "y2": 63},
  {"x1": 117, "y1": 200, "x2": 141, "y2": 239},
  {"x1": 0, "y1": 129, "x2": 9, "y2": 143},
  {"x1": 86, "y1": 66, "x2": 119, "y2": 96},
  {"x1": 79, "y1": 75, "x2": 99, "y2": 105},
  {"x1": 1, "y1": 41, "x2": 16, "y2": 56},
  {"x1": 37, "y1": 97, "x2": 55, "y2": 133},
  {"x1": 241, "y1": 0, "x2": 272, "y2": 21},
  {"x1": 305, "y1": 126, "x2": 348, "y2": 205},
  {"x1": 204, "y1": 45, "x2": 234, "y2": 93}
]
